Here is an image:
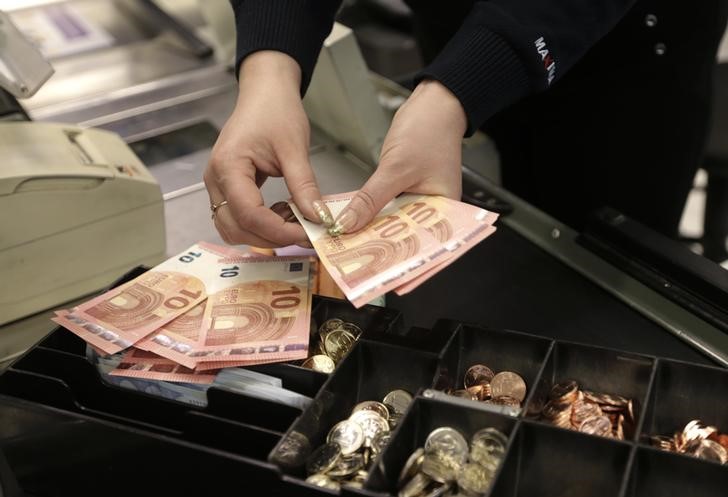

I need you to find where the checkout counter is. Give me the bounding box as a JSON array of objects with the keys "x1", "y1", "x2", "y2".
[{"x1": 0, "y1": 1, "x2": 726, "y2": 496}]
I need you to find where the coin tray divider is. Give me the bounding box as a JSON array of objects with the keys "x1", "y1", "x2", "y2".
[
  {"x1": 435, "y1": 323, "x2": 554, "y2": 409},
  {"x1": 0, "y1": 394, "x2": 285, "y2": 497},
  {"x1": 362, "y1": 396, "x2": 519, "y2": 496},
  {"x1": 625, "y1": 443, "x2": 728, "y2": 496},
  {"x1": 489, "y1": 420, "x2": 634, "y2": 497},
  {"x1": 526, "y1": 340, "x2": 657, "y2": 442},
  {"x1": 267, "y1": 339, "x2": 442, "y2": 483}
]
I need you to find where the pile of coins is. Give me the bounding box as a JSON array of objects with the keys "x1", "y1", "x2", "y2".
[
  {"x1": 441, "y1": 364, "x2": 528, "y2": 409},
  {"x1": 537, "y1": 380, "x2": 635, "y2": 440},
  {"x1": 305, "y1": 389, "x2": 413, "y2": 490},
  {"x1": 650, "y1": 420, "x2": 728, "y2": 465},
  {"x1": 398, "y1": 425, "x2": 509, "y2": 497},
  {"x1": 301, "y1": 318, "x2": 362, "y2": 374}
]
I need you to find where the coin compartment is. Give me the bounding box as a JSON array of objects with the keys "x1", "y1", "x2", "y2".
[
  {"x1": 0, "y1": 395, "x2": 282, "y2": 497},
  {"x1": 312, "y1": 295, "x2": 404, "y2": 338},
  {"x1": 364, "y1": 396, "x2": 518, "y2": 496},
  {"x1": 489, "y1": 421, "x2": 633, "y2": 497},
  {"x1": 640, "y1": 358, "x2": 728, "y2": 451},
  {"x1": 527, "y1": 341, "x2": 655, "y2": 441},
  {"x1": 436, "y1": 324, "x2": 553, "y2": 411},
  {"x1": 268, "y1": 340, "x2": 440, "y2": 478},
  {"x1": 624, "y1": 445, "x2": 728, "y2": 497},
  {"x1": 1, "y1": 343, "x2": 302, "y2": 435}
]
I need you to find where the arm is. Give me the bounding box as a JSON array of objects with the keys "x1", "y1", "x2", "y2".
[
  {"x1": 332, "y1": 0, "x2": 637, "y2": 233},
  {"x1": 417, "y1": 0, "x2": 637, "y2": 135},
  {"x1": 230, "y1": 0, "x2": 343, "y2": 94}
]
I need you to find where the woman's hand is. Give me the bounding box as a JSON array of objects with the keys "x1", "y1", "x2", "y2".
[
  {"x1": 204, "y1": 51, "x2": 332, "y2": 248},
  {"x1": 330, "y1": 79, "x2": 467, "y2": 235}
]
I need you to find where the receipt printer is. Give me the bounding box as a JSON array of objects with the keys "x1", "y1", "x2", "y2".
[{"x1": 0, "y1": 122, "x2": 166, "y2": 325}]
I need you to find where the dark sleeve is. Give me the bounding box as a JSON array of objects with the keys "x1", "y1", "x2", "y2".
[
  {"x1": 416, "y1": 0, "x2": 637, "y2": 136},
  {"x1": 230, "y1": 0, "x2": 343, "y2": 95}
]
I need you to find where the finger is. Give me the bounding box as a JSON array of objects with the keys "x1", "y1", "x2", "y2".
[
  {"x1": 331, "y1": 168, "x2": 408, "y2": 235},
  {"x1": 280, "y1": 153, "x2": 333, "y2": 227},
  {"x1": 213, "y1": 160, "x2": 308, "y2": 246}
]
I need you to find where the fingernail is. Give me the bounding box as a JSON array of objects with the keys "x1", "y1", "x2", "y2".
[
  {"x1": 329, "y1": 210, "x2": 357, "y2": 236},
  {"x1": 312, "y1": 200, "x2": 334, "y2": 227}
]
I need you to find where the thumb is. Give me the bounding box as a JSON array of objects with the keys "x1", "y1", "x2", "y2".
[
  {"x1": 282, "y1": 152, "x2": 333, "y2": 227},
  {"x1": 331, "y1": 168, "x2": 407, "y2": 235}
]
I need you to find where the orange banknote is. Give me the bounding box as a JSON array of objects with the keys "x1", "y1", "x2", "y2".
[{"x1": 136, "y1": 256, "x2": 313, "y2": 368}]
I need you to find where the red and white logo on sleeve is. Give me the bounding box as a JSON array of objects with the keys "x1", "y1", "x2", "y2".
[{"x1": 534, "y1": 37, "x2": 556, "y2": 85}]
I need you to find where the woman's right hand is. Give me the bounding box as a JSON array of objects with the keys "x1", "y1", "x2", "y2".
[{"x1": 204, "y1": 50, "x2": 331, "y2": 248}]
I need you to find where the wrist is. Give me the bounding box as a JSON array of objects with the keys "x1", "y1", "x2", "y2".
[
  {"x1": 238, "y1": 50, "x2": 302, "y2": 98},
  {"x1": 411, "y1": 79, "x2": 468, "y2": 137}
]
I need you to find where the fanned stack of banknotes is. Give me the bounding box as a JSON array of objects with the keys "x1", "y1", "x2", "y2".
[
  {"x1": 290, "y1": 192, "x2": 499, "y2": 308},
  {"x1": 51, "y1": 193, "x2": 497, "y2": 403}
]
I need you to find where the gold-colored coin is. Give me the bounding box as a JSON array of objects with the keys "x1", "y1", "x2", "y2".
[
  {"x1": 383, "y1": 389, "x2": 413, "y2": 417},
  {"x1": 464, "y1": 364, "x2": 495, "y2": 388},
  {"x1": 352, "y1": 400, "x2": 390, "y2": 420},
  {"x1": 490, "y1": 371, "x2": 527, "y2": 403},
  {"x1": 424, "y1": 427, "x2": 469, "y2": 468},
  {"x1": 421, "y1": 453, "x2": 456, "y2": 483},
  {"x1": 306, "y1": 442, "x2": 342, "y2": 475},
  {"x1": 470, "y1": 427, "x2": 508, "y2": 463},
  {"x1": 327, "y1": 453, "x2": 365, "y2": 478},
  {"x1": 398, "y1": 447, "x2": 425, "y2": 487},
  {"x1": 341, "y1": 322, "x2": 363, "y2": 339},
  {"x1": 319, "y1": 318, "x2": 344, "y2": 336},
  {"x1": 399, "y1": 472, "x2": 430, "y2": 497},
  {"x1": 349, "y1": 409, "x2": 390, "y2": 447},
  {"x1": 305, "y1": 473, "x2": 340, "y2": 489},
  {"x1": 327, "y1": 420, "x2": 364, "y2": 455},
  {"x1": 371, "y1": 430, "x2": 392, "y2": 455},
  {"x1": 301, "y1": 354, "x2": 336, "y2": 374},
  {"x1": 323, "y1": 329, "x2": 357, "y2": 363},
  {"x1": 457, "y1": 462, "x2": 493, "y2": 495}
]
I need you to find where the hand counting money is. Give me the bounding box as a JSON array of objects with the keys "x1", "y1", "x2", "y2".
[{"x1": 290, "y1": 193, "x2": 498, "y2": 308}]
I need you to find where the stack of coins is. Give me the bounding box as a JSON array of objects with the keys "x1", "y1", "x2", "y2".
[
  {"x1": 301, "y1": 318, "x2": 363, "y2": 374},
  {"x1": 538, "y1": 380, "x2": 635, "y2": 440},
  {"x1": 305, "y1": 389, "x2": 413, "y2": 490},
  {"x1": 441, "y1": 364, "x2": 528, "y2": 409},
  {"x1": 398, "y1": 425, "x2": 509, "y2": 497},
  {"x1": 650, "y1": 419, "x2": 728, "y2": 464}
]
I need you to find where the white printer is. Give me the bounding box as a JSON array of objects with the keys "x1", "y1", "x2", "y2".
[{"x1": 0, "y1": 122, "x2": 166, "y2": 325}]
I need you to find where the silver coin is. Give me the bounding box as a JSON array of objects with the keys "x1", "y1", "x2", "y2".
[{"x1": 424, "y1": 427, "x2": 469, "y2": 467}]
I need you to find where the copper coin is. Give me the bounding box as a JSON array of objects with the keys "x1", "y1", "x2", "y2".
[
  {"x1": 694, "y1": 439, "x2": 728, "y2": 464},
  {"x1": 450, "y1": 389, "x2": 478, "y2": 401},
  {"x1": 549, "y1": 380, "x2": 579, "y2": 404},
  {"x1": 542, "y1": 400, "x2": 571, "y2": 420},
  {"x1": 717, "y1": 434, "x2": 728, "y2": 451},
  {"x1": 579, "y1": 415, "x2": 612, "y2": 437},
  {"x1": 466, "y1": 384, "x2": 487, "y2": 400},
  {"x1": 571, "y1": 401, "x2": 603, "y2": 428},
  {"x1": 464, "y1": 364, "x2": 495, "y2": 388},
  {"x1": 490, "y1": 371, "x2": 527, "y2": 403},
  {"x1": 492, "y1": 395, "x2": 521, "y2": 407},
  {"x1": 582, "y1": 390, "x2": 629, "y2": 407}
]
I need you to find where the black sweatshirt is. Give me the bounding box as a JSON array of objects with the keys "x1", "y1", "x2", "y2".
[{"x1": 230, "y1": 0, "x2": 635, "y2": 136}]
